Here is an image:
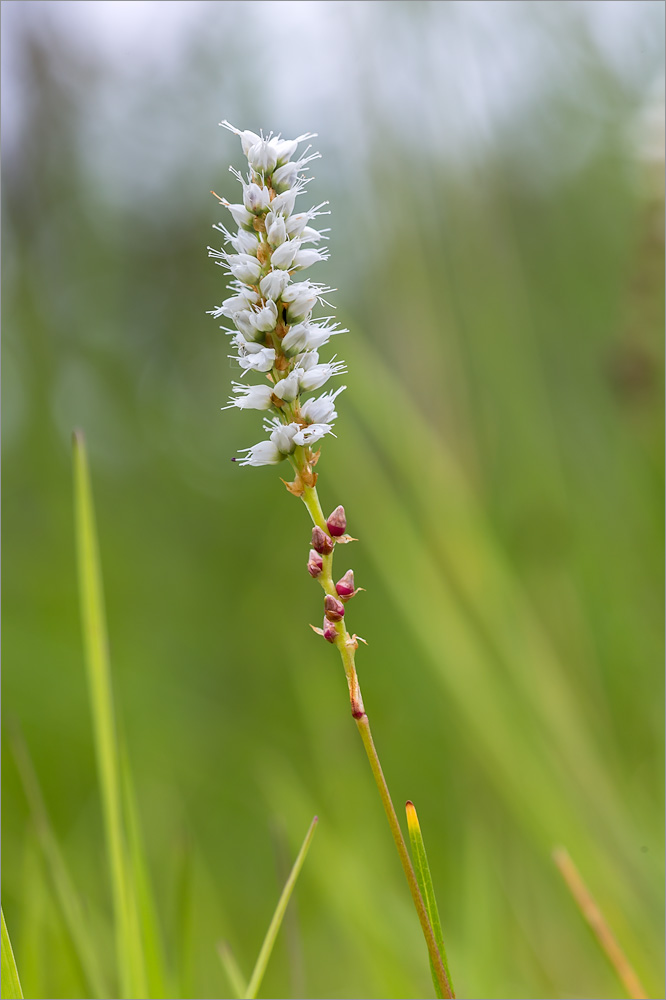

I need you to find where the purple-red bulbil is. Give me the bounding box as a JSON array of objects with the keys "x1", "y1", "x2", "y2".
[
  {"x1": 326, "y1": 505, "x2": 347, "y2": 537},
  {"x1": 312, "y1": 525, "x2": 334, "y2": 555},
  {"x1": 335, "y1": 570, "x2": 356, "y2": 598},
  {"x1": 323, "y1": 616, "x2": 337, "y2": 643},
  {"x1": 324, "y1": 595, "x2": 345, "y2": 622},
  {"x1": 307, "y1": 549, "x2": 324, "y2": 578}
]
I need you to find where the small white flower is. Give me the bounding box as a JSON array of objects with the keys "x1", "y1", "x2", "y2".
[
  {"x1": 230, "y1": 229, "x2": 260, "y2": 256},
  {"x1": 292, "y1": 423, "x2": 334, "y2": 446},
  {"x1": 282, "y1": 281, "x2": 318, "y2": 323},
  {"x1": 220, "y1": 121, "x2": 261, "y2": 157},
  {"x1": 229, "y1": 254, "x2": 263, "y2": 284},
  {"x1": 299, "y1": 359, "x2": 347, "y2": 391},
  {"x1": 270, "y1": 421, "x2": 300, "y2": 454},
  {"x1": 273, "y1": 138, "x2": 299, "y2": 164},
  {"x1": 271, "y1": 369, "x2": 300, "y2": 402},
  {"x1": 237, "y1": 347, "x2": 276, "y2": 373},
  {"x1": 272, "y1": 162, "x2": 298, "y2": 192},
  {"x1": 243, "y1": 182, "x2": 271, "y2": 214},
  {"x1": 236, "y1": 439, "x2": 283, "y2": 466},
  {"x1": 300, "y1": 386, "x2": 345, "y2": 424},
  {"x1": 247, "y1": 139, "x2": 278, "y2": 174},
  {"x1": 270, "y1": 188, "x2": 298, "y2": 216},
  {"x1": 295, "y1": 350, "x2": 320, "y2": 370},
  {"x1": 211, "y1": 289, "x2": 260, "y2": 319},
  {"x1": 271, "y1": 240, "x2": 300, "y2": 270},
  {"x1": 220, "y1": 201, "x2": 252, "y2": 230},
  {"x1": 260, "y1": 270, "x2": 291, "y2": 300},
  {"x1": 299, "y1": 226, "x2": 326, "y2": 244},
  {"x1": 234, "y1": 310, "x2": 264, "y2": 343},
  {"x1": 265, "y1": 212, "x2": 287, "y2": 247},
  {"x1": 225, "y1": 382, "x2": 274, "y2": 410},
  {"x1": 250, "y1": 300, "x2": 278, "y2": 333},
  {"x1": 292, "y1": 248, "x2": 328, "y2": 271}
]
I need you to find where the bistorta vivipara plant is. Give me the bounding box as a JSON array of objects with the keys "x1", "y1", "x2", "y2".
[{"x1": 209, "y1": 122, "x2": 454, "y2": 999}]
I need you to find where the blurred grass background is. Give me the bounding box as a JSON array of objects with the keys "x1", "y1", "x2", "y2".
[{"x1": 1, "y1": 2, "x2": 664, "y2": 998}]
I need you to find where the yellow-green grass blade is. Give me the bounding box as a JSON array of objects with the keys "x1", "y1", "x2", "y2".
[
  {"x1": 217, "y1": 940, "x2": 247, "y2": 999},
  {"x1": 8, "y1": 725, "x2": 109, "y2": 998},
  {"x1": 72, "y1": 430, "x2": 147, "y2": 999},
  {"x1": 120, "y1": 741, "x2": 171, "y2": 998},
  {"x1": 406, "y1": 801, "x2": 454, "y2": 999},
  {"x1": 244, "y1": 816, "x2": 318, "y2": 999},
  {"x1": 1, "y1": 909, "x2": 24, "y2": 1000}
]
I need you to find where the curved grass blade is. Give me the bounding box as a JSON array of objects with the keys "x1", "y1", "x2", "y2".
[
  {"x1": 244, "y1": 816, "x2": 318, "y2": 1000},
  {"x1": 1, "y1": 909, "x2": 24, "y2": 1000},
  {"x1": 553, "y1": 847, "x2": 648, "y2": 1000},
  {"x1": 406, "y1": 801, "x2": 455, "y2": 999},
  {"x1": 217, "y1": 940, "x2": 247, "y2": 999},
  {"x1": 8, "y1": 723, "x2": 109, "y2": 998},
  {"x1": 120, "y1": 742, "x2": 171, "y2": 998},
  {"x1": 72, "y1": 430, "x2": 147, "y2": 999}
]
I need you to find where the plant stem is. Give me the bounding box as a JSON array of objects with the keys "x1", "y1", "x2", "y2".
[{"x1": 299, "y1": 478, "x2": 454, "y2": 1000}]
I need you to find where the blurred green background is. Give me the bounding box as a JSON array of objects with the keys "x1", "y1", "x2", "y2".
[{"x1": 2, "y1": 2, "x2": 664, "y2": 998}]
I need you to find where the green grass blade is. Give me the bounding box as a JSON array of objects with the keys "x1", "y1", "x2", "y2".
[
  {"x1": 406, "y1": 801, "x2": 454, "y2": 999},
  {"x1": 8, "y1": 725, "x2": 109, "y2": 998},
  {"x1": 244, "y1": 816, "x2": 318, "y2": 1000},
  {"x1": 119, "y1": 742, "x2": 170, "y2": 998},
  {"x1": 72, "y1": 430, "x2": 147, "y2": 999},
  {"x1": 217, "y1": 940, "x2": 247, "y2": 999},
  {"x1": 1, "y1": 909, "x2": 24, "y2": 1000}
]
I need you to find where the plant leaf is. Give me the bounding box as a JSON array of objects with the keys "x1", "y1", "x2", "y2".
[
  {"x1": 72, "y1": 430, "x2": 147, "y2": 999},
  {"x1": 406, "y1": 801, "x2": 454, "y2": 998},
  {"x1": 244, "y1": 816, "x2": 318, "y2": 1000},
  {"x1": 1, "y1": 909, "x2": 24, "y2": 1000}
]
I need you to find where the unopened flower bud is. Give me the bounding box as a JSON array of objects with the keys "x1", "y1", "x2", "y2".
[
  {"x1": 335, "y1": 570, "x2": 355, "y2": 598},
  {"x1": 311, "y1": 525, "x2": 334, "y2": 555},
  {"x1": 307, "y1": 549, "x2": 323, "y2": 578},
  {"x1": 324, "y1": 595, "x2": 345, "y2": 622},
  {"x1": 323, "y1": 616, "x2": 337, "y2": 643},
  {"x1": 243, "y1": 183, "x2": 270, "y2": 214},
  {"x1": 326, "y1": 505, "x2": 347, "y2": 537}
]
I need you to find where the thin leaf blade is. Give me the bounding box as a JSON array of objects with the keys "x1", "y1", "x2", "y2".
[
  {"x1": 72, "y1": 430, "x2": 147, "y2": 999},
  {"x1": 244, "y1": 816, "x2": 318, "y2": 1000},
  {"x1": 406, "y1": 801, "x2": 454, "y2": 998},
  {"x1": 1, "y1": 909, "x2": 24, "y2": 1000}
]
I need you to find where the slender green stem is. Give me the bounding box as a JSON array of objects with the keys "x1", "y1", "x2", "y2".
[{"x1": 299, "y1": 478, "x2": 454, "y2": 999}]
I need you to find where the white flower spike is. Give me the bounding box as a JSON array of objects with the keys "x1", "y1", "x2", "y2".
[{"x1": 210, "y1": 123, "x2": 346, "y2": 477}]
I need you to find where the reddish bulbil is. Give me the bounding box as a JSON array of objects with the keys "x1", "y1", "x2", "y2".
[
  {"x1": 326, "y1": 505, "x2": 347, "y2": 537},
  {"x1": 324, "y1": 595, "x2": 345, "y2": 622},
  {"x1": 307, "y1": 549, "x2": 324, "y2": 578},
  {"x1": 311, "y1": 525, "x2": 334, "y2": 555},
  {"x1": 335, "y1": 570, "x2": 355, "y2": 598}
]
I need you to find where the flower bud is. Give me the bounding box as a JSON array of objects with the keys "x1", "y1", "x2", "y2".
[
  {"x1": 326, "y1": 505, "x2": 347, "y2": 537},
  {"x1": 307, "y1": 549, "x2": 323, "y2": 578},
  {"x1": 282, "y1": 282, "x2": 318, "y2": 323},
  {"x1": 323, "y1": 616, "x2": 337, "y2": 643},
  {"x1": 272, "y1": 370, "x2": 300, "y2": 402},
  {"x1": 250, "y1": 300, "x2": 278, "y2": 333},
  {"x1": 260, "y1": 270, "x2": 290, "y2": 301},
  {"x1": 247, "y1": 139, "x2": 278, "y2": 174},
  {"x1": 271, "y1": 239, "x2": 300, "y2": 270},
  {"x1": 265, "y1": 212, "x2": 287, "y2": 247},
  {"x1": 311, "y1": 525, "x2": 334, "y2": 555},
  {"x1": 229, "y1": 254, "x2": 263, "y2": 284},
  {"x1": 272, "y1": 162, "x2": 298, "y2": 192},
  {"x1": 324, "y1": 595, "x2": 345, "y2": 622},
  {"x1": 243, "y1": 183, "x2": 270, "y2": 214},
  {"x1": 335, "y1": 570, "x2": 355, "y2": 598}
]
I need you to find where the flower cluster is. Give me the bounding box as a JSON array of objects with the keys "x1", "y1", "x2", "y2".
[{"x1": 209, "y1": 122, "x2": 347, "y2": 471}]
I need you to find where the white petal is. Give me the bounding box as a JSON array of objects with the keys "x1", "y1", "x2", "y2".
[{"x1": 293, "y1": 423, "x2": 333, "y2": 446}]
